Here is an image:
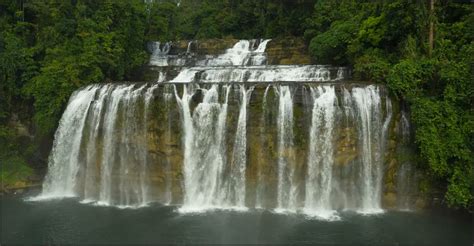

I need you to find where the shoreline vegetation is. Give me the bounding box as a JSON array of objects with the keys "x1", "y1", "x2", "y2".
[{"x1": 0, "y1": 1, "x2": 472, "y2": 211}]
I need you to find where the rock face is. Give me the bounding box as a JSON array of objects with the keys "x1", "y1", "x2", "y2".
[
  {"x1": 265, "y1": 37, "x2": 312, "y2": 65},
  {"x1": 173, "y1": 39, "x2": 239, "y2": 55}
]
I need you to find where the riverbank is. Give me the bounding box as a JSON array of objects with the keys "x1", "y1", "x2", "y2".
[
  {"x1": 0, "y1": 182, "x2": 42, "y2": 196},
  {"x1": 1, "y1": 160, "x2": 42, "y2": 195}
]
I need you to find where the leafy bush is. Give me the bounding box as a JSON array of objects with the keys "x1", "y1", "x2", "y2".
[
  {"x1": 353, "y1": 49, "x2": 390, "y2": 82},
  {"x1": 309, "y1": 21, "x2": 356, "y2": 65}
]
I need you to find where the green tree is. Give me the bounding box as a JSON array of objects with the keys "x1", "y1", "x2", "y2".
[{"x1": 306, "y1": 0, "x2": 473, "y2": 208}]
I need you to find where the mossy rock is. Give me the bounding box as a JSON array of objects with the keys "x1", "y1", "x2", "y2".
[
  {"x1": 382, "y1": 192, "x2": 397, "y2": 209},
  {"x1": 266, "y1": 37, "x2": 313, "y2": 65},
  {"x1": 415, "y1": 198, "x2": 427, "y2": 210},
  {"x1": 334, "y1": 153, "x2": 358, "y2": 166}
]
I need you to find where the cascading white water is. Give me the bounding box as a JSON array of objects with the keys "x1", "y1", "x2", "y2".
[
  {"x1": 157, "y1": 71, "x2": 167, "y2": 82},
  {"x1": 151, "y1": 39, "x2": 348, "y2": 83},
  {"x1": 149, "y1": 41, "x2": 187, "y2": 67},
  {"x1": 40, "y1": 86, "x2": 99, "y2": 198},
  {"x1": 303, "y1": 85, "x2": 338, "y2": 219},
  {"x1": 37, "y1": 39, "x2": 405, "y2": 216},
  {"x1": 174, "y1": 84, "x2": 255, "y2": 212},
  {"x1": 170, "y1": 39, "x2": 275, "y2": 83},
  {"x1": 83, "y1": 85, "x2": 111, "y2": 201},
  {"x1": 275, "y1": 85, "x2": 298, "y2": 213},
  {"x1": 98, "y1": 85, "x2": 128, "y2": 205},
  {"x1": 186, "y1": 40, "x2": 195, "y2": 55},
  {"x1": 158, "y1": 39, "x2": 349, "y2": 83},
  {"x1": 36, "y1": 84, "x2": 158, "y2": 207},
  {"x1": 170, "y1": 65, "x2": 337, "y2": 83},
  {"x1": 220, "y1": 85, "x2": 254, "y2": 208},
  {"x1": 37, "y1": 82, "x2": 395, "y2": 214},
  {"x1": 174, "y1": 85, "x2": 231, "y2": 211},
  {"x1": 149, "y1": 41, "x2": 171, "y2": 66},
  {"x1": 250, "y1": 39, "x2": 271, "y2": 65},
  {"x1": 351, "y1": 85, "x2": 384, "y2": 213},
  {"x1": 195, "y1": 39, "x2": 271, "y2": 67}
]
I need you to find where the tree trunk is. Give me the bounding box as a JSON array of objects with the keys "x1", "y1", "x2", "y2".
[{"x1": 429, "y1": 0, "x2": 435, "y2": 57}]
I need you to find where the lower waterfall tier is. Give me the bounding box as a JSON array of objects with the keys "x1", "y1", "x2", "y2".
[{"x1": 37, "y1": 82, "x2": 419, "y2": 217}]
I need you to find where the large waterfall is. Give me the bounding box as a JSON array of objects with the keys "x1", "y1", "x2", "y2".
[{"x1": 36, "y1": 39, "x2": 414, "y2": 218}]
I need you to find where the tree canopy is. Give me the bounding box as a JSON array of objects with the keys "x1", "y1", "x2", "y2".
[{"x1": 305, "y1": 0, "x2": 473, "y2": 208}]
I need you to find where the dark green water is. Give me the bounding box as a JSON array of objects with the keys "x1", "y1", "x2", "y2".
[{"x1": 1, "y1": 195, "x2": 472, "y2": 245}]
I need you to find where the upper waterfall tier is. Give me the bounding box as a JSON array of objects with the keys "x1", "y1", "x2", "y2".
[
  {"x1": 146, "y1": 39, "x2": 350, "y2": 83},
  {"x1": 149, "y1": 39, "x2": 271, "y2": 67}
]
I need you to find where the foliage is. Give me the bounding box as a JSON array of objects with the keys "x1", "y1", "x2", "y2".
[
  {"x1": 0, "y1": 0, "x2": 149, "y2": 186},
  {"x1": 309, "y1": 20, "x2": 356, "y2": 64},
  {"x1": 1, "y1": 155, "x2": 34, "y2": 188},
  {"x1": 146, "y1": 0, "x2": 315, "y2": 40},
  {"x1": 353, "y1": 48, "x2": 390, "y2": 82},
  {"x1": 306, "y1": 0, "x2": 473, "y2": 209},
  {"x1": 1, "y1": 0, "x2": 148, "y2": 135}
]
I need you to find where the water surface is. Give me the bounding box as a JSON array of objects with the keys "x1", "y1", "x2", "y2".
[{"x1": 1, "y1": 195, "x2": 472, "y2": 244}]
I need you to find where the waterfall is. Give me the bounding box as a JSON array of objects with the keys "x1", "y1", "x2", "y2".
[
  {"x1": 351, "y1": 86, "x2": 384, "y2": 213},
  {"x1": 97, "y1": 84, "x2": 154, "y2": 207},
  {"x1": 157, "y1": 71, "x2": 167, "y2": 82},
  {"x1": 221, "y1": 85, "x2": 254, "y2": 208},
  {"x1": 37, "y1": 83, "x2": 395, "y2": 214},
  {"x1": 275, "y1": 85, "x2": 298, "y2": 213},
  {"x1": 36, "y1": 39, "x2": 403, "y2": 216},
  {"x1": 149, "y1": 41, "x2": 171, "y2": 66},
  {"x1": 186, "y1": 40, "x2": 194, "y2": 55},
  {"x1": 41, "y1": 86, "x2": 98, "y2": 198},
  {"x1": 171, "y1": 39, "x2": 272, "y2": 83},
  {"x1": 195, "y1": 39, "x2": 271, "y2": 67},
  {"x1": 174, "y1": 84, "x2": 255, "y2": 211},
  {"x1": 37, "y1": 84, "x2": 156, "y2": 207},
  {"x1": 175, "y1": 85, "x2": 231, "y2": 212},
  {"x1": 152, "y1": 39, "x2": 347, "y2": 83},
  {"x1": 250, "y1": 39, "x2": 271, "y2": 65},
  {"x1": 149, "y1": 41, "x2": 186, "y2": 67},
  {"x1": 303, "y1": 85, "x2": 338, "y2": 219},
  {"x1": 82, "y1": 85, "x2": 112, "y2": 202}
]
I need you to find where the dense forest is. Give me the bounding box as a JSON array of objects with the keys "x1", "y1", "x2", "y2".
[{"x1": 0, "y1": 0, "x2": 472, "y2": 209}]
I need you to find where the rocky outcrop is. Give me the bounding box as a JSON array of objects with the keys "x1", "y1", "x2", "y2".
[
  {"x1": 265, "y1": 37, "x2": 312, "y2": 65},
  {"x1": 172, "y1": 39, "x2": 239, "y2": 55}
]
